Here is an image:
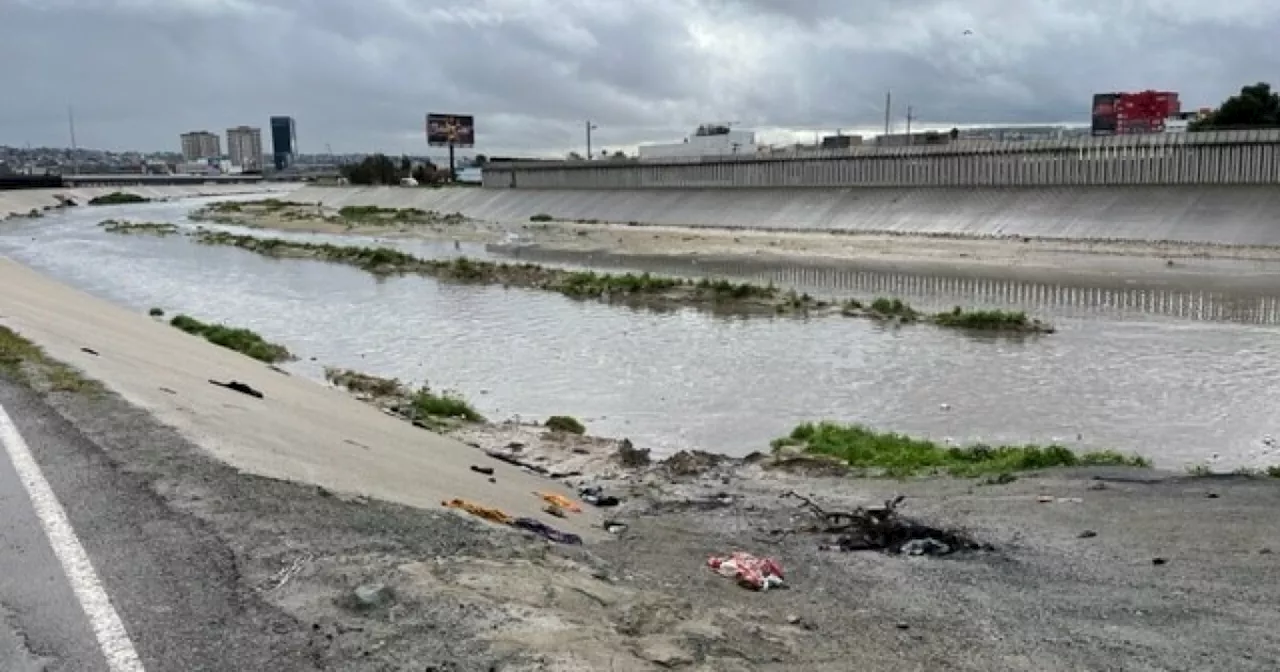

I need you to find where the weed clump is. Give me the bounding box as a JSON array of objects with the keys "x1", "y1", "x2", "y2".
[
  {"x1": 869, "y1": 297, "x2": 920, "y2": 320},
  {"x1": 87, "y1": 192, "x2": 150, "y2": 206},
  {"x1": 773, "y1": 421, "x2": 1150, "y2": 478},
  {"x1": 530, "y1": 213, "x2": 554, "y2": 222},
  {"x1": 932, "y1": 306, "x2": 1041, "y2": 331},
  {"x1": 99, "y1": 219, "x2": 179, "y2": 236},
  {"x1": 545, "y1": 415, "x2": 586, "y2": 434},
  {"x1": 168, "y1": 314, "x2": 293, "y2": 363},
  {"x1": 408, "y1": 386, "x2": 484, "y2": 423},
  {"x1": 323, "y1": 367, "x2": 405, "y2": 398},
  {"x1": 0, "y1": 326, "x2": 99, "y2": 393}
]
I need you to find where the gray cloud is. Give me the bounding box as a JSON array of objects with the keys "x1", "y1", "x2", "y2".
[{"x1": 0, "y1": 0, "x2": 1276, "y2": 157}]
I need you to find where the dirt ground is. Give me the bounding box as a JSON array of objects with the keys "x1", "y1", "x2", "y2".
[{"x1": 35, "y1": 378, "x2": 1280, "y2": 671}]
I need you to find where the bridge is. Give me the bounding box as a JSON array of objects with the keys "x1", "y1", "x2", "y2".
[{"x1": 62, "y1": 173, "x2": 266, "y2": 188}]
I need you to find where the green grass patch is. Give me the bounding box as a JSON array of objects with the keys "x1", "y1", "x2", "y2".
[
  {"x1": 694, "y1": 277, "x2": 777, "y2": 300},
  {"x1": 99, "y1": 219, "x2": 179, "y2": 236},
  {"x1": 932, "y1": 307, "x2": 1037, "y2": 331},
  {"x1": 545, "y1": 415, "x2": 586, "y2": 434},
  {"x1": 408, "y1": 386, "x2": 484, "y2": 422},
  {"x1": 339, "y1": 204, "x2": 406, "y2": 219},
  {"x1": 323, "y1": 367, "x2": 406, "y2": 398},
  {"x1": 87, "y1": 192, "x2": 150, "y2": 206},
  {"x1": 323, "y1": 367, "x2": 483, "y2": 424},
  {"x1": 773, "y1": 421, "x2": 1150, "y2": 478},
  {"x1": 0, "y1": 326, "x2": 100, "y2": 393},
  {"x1": 868, "y1": 297, "x2": 920, "y2": 320},
  {"x1": 168, "y1": 314, "x2": 292, "y2": 363}
]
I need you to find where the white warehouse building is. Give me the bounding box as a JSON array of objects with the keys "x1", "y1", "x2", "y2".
[{"x1": 637, "y1": 124, "x2": 757, "y2": 160}]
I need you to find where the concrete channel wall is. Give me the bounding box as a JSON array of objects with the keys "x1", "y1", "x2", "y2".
[
  {"x1": 290, "y1": 184, "x2": 1280, "y2": 246},
  {"x1": 482, "y1": 129, "x2": 1280, "y2": 189}
]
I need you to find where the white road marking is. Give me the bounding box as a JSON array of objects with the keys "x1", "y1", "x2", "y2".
[{"x1": 0, "y1": 403, "x2": 146, "y2": 671}]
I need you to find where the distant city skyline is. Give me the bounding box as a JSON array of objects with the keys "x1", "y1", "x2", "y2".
[{"x1": 2, "y1": 2, "x2": 1274, "y2": 159}]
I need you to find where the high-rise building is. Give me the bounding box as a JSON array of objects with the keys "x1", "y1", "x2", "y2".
[
  {"x1": 179, "y1": 131, "x2": 221, "y2": 160},
  {"x1": 226, "y1": 126, "x2": 263, "y2": 171},
  {"x1": 270, "y1": 116, "x2": 296, "y2": 170}
]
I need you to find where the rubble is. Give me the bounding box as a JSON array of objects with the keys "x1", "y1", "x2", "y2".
[{"x1": 780, "y1": 491, "x2": 987, "y2": 557}]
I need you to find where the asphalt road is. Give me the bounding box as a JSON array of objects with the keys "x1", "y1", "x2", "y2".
[{"x1": 0, "y1": 377, "x2": 317, "y2": 671}]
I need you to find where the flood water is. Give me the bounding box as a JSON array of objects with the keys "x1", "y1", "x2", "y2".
[{"x1": 2, "y1": 196, "x2": 1278, "y2": 470}]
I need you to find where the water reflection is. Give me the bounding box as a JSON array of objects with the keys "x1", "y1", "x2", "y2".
[{"x1": 1, "y1": 201, "x2": 1278, "y2": 471}]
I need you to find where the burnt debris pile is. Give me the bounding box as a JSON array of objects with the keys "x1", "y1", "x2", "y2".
[{"x1": 780, "y1": 491, "x2": 991, "y2": 557}]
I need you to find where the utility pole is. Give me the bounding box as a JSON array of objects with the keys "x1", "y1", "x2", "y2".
[
  {"x1": 585, "y1": 120, "x2": 598, "y2": 160},
  {"x1": 905, "y1": 106, "x2": 915, "y2": 145},
  {"x1": 883, "y1": 91, "x2": 892, "y2": 136},
  {"x1": 67, "y1": 105, "x2": 79, "y2": 175}
]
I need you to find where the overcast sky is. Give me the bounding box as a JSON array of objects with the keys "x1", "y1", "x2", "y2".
[{"x1": 2, "y1": 0, "x2": 1276, "y2": 158}]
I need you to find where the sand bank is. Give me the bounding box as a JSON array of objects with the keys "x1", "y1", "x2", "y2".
[
  {"x1": 0, "y1": 256, "x2": 598, "y2": 538},
  {"x1": 195, "y1": 198, "x2": 1280, "y2": 294},
  {"x1": 0, "y1": 184, "x2": 284, "y2": 219},
  {"x1": 279, "y1": 184, "x2": 1280, "y2": 247}
]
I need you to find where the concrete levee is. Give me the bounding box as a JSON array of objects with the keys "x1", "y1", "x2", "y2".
[
  {"x1": 483, "y1": 129, "x2": 1280, "y2": 190},
  {"x1": 289, "y1": 184, "x2": 1280, "y2": 247},
  {"x1": 0, "y1": 184, "x2": 284, "y2": 218}
]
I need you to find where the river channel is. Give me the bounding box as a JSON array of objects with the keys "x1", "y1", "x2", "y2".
[{"x1": 2, "y1": 195, "x2": 1277, "y2": 470}]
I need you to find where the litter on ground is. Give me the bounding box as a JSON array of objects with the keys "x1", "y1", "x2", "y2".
[
  {"x1": 514, "y1": 517, "x2": 583, "y2": 545},
  {"x1": 708, "y1": 552, "x2": 785, "y2": 591},
  {"x1": 537, "y1": 491, "x2": 583, "y2": 513},
  {"x1": 443, "y1": 498, "x2": 513, "y2": 526}
]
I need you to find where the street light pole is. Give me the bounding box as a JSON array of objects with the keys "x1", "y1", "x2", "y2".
[{"x1": 585, "y1": 120, "x2": 598, "y2": 160}]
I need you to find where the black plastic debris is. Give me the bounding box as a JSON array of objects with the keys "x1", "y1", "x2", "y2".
[
  {"x1": 514, "y1": 517, "x2": 582, "y2": 545},
  {"x1": 80, "y1": 347, "x2": 99, "y2": 356},
  {"x1": 209, "y1": 379, "x2": 263, "y2": 399},
  {"x1": 579, "y1": 486, "x2": 621, "y2": 507}
]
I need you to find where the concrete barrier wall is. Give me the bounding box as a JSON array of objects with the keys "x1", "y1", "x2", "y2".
[
  {"x1": 0, "y1": 184, "x2": 283, "y2": 219},
  {"x1": 483, "y1": 129, "x2": 1280, "y2": 189},
  {"x1": 289, "y1": 185, "x2": 1280, "y2": 246}
]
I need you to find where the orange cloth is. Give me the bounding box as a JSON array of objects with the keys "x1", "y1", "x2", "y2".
[
  {"x1": 536, "y1": 492, "x2": 582, "y2": 513},
  {"x1": 443, "y1": 498, "x2": 513, "y2": 525}
]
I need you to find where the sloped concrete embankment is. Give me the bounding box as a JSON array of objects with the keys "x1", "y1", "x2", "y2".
[
  {"x1": 0, "y1": 184, "x2": 285, "y2": 218},
  {"x1": 288, "y1": 185, "x2": 1280, "y2": 247}
]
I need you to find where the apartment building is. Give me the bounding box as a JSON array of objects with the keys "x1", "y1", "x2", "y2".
[
  {"x1": 179, "y1": 131, "x2": 221, "y2": 160},
  {"x1": 226, "y1": 126, "x2": 263, "y2": 170}
]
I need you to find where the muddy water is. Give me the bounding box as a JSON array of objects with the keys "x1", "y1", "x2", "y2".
[{"x1": 2, "y1": 197, "x2": 1278, "y2": 470}]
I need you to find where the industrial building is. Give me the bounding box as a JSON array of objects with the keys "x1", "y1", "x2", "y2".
[
  {"x1": 637, "y1": 124, "x2": 757, "y2": 160},
  {"x1": 226, "y1": 126, "x2": 263, "y2": 171},
  {"x1": 179, "y1": 131, "x2": 220, "y2": 161}
]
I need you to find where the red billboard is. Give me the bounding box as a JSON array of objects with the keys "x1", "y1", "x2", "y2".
[{"x1": 1093, "y1": 90, "x2": 1180, "y2": 135}]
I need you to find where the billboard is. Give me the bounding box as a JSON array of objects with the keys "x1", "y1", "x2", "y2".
[
  {"x1": 1116, "y1": 90, "x2": 1178, "y2": 134},
  {"x1": 426, "y1": 114, "x2": 475, "y2": 147},
  {"x1": 1091, "y1": 93, "x2": 1118, "y2": 136}
]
